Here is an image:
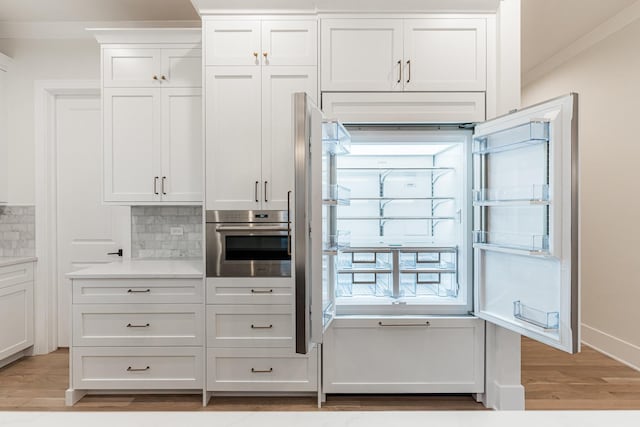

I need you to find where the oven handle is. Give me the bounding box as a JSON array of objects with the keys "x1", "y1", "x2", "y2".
[{"x1": 214, "y1": 225, "x2": 289, "y2": 232}]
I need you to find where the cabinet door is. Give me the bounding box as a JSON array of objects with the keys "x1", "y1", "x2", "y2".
[
  {"x1": 161, "y1": 48, "x2": 202, "y2": 87},
  {"x1": 403, "y1": 19, "x2": 486, "y2": 91},
  {"x1": 321, "y1": 19, "x2": 403, "y2": 91},
  {"x1": 0, "y1": 281, "x2": 33, "y2": 360},
  {"x1": 262, "y1": 66, "x2": 317, "y2": 210},
  {"x1": 103, "y1": 48, "x2": 162, "y2": 88},
  {"x1": 473, "y1": 94, "x2": 579, "y2": 354},
  {"x1": 261, "y1": 20, "x2": 318, "y2": 66},
  {"x1": 160, "y1": 88, "x2": 202, "y2": 203},
  {"x1": 205, "y1": 67, "x2": 262, "y2": 210},
  {"x1": 103, "y1": 88, "x2": 161, "y2": 203},
  {"x1": 205, "y1": 20, "x2": 261, "y2": 66}
]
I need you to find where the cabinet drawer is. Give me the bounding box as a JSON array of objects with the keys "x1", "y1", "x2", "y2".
[
  {"x1": 72, "y1": 347, "x2": 202, "y2": 390},
  {"x1": 72, "y1": 278, "x2": 203, "y2": 304},
  {"x1": 207, "y1": 347, "x2": 317, "y2": 391},
  {"x1": 206, "y1": 305, "x2": 293, "y2": 348},
  {"x1": 323, "y1": 317, "x2": 485, "y2": 394},
  {"x1": 206, "y1": 278, "x2": 292, "y2": 304},
  {"x1": 72, "y1": 304, "x2": 203, "y2": 347},
  {"x1": 0, "y1": 262, "x2": 34, "y2": 290}
]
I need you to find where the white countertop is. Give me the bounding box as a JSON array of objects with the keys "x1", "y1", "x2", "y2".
[
  {"x1": 67, "y1": 259, "x2": 204, "y2": 279},
  {"x1": 0, "y1": 257, "x2": 37, "y2": 268}
]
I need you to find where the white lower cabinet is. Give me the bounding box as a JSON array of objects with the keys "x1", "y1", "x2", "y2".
[
  {"x1": 207, "y1": 347, "x2": 318, "y2": 392},
  {"x1": 72, "y1": 346, "x2": 203, "y2": 390},
  {"x1": 322, "y1": 317, "x2": 485, "y2": 394},
  {"x1": 0, "y1": 261, "x2": 35, "y2": 365}
]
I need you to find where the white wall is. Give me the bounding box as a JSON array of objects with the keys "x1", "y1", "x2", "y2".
[
  {"x1": 523, "y1": 18, "x2": 640, "y2": 369},
  {"x1": 0, "y1": 38, "x2": 100, "y2": 205}
]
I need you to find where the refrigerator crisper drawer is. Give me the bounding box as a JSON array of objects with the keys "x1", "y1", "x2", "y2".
[
  {"x1": 323, "y1": 317, "x2": 484, "y2": 394},
  {"x1": 207, "y1": 347, "x2": 318, "y2": 392}
]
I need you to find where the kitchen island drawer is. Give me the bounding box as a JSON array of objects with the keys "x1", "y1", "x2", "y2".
[
  {"x1": 72, "y1": 278, "x2": 203, "y2": 304},
  {"x1": 206, "y1": 277, "x2": 293, "y2": 305},
  {"x1": 72, "y1": 304, "x2": 203, "y2": 347},
  {"x1": 206, "y1": 305, "x2": 293, "y2": 348},
  {"x1": 71, "y1": 346, "x2": 203, "y2": 390},
  {"x1": 207, "y1": 347, "x2": 317, "y2": 391}
]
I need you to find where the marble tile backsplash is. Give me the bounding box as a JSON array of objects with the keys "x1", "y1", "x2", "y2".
[
  {"x1": 131, "y1": 206, "x2": 203, "y2": 259},
  {"x1": 0, "y1": 205, "x2": 36, "y2": 257}
]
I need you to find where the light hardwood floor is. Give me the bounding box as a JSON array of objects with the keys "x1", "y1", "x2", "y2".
[{"x1": 1, "y1": 338, "x2": 639, "y2": 411}]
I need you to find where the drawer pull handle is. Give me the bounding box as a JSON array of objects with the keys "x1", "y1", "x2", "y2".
[
  {"x1": 126, "y1": 323, "x2": 150, "y2": 328},
  {"x1": 251, "y1": 368, "x2": 273, "y2": 373},
  {"x1": 127, "y1": 289, "x2": 151, "y2": 293},
  {"x1": 378, "y1": 321, "x2": 431, "y2": 327},
  {"x1": 251, "y1": 324, "x2": 273, "y2": 329},
  {"x1": 250, "y1": 289, "x2": 273, "y2": 294},
  {"x1": 126, "y1": 366, "x2": 150, "y2": 372}
]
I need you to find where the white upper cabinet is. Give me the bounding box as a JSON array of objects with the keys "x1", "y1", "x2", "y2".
[
  {"x1": 321, "y1": 18, "x2": 487, "y2": 92},
  {"x1": 205, "y1": 20, "x2": 261, "y2": 66},
  {"x1": 321, "y1": 19, "x2": 403, "y2": 91},
  {"x1": 261, "y1": 21, "x2": 318, "y2": 66},
  {"x1": 205, "y1": 66, "x2": 263, "y2": 210},
  {"x1": 104, "y1": 47, "x2": 201, "y2": 88},
  {"x1": 404, "y1": 19, "x2": 486, "y2": 91},
  {"x1": 95, "y1": 30, "x2": 203, "y2": 204}
]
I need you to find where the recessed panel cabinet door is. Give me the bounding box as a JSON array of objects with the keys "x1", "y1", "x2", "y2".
[
  {"x1": 161, "y1": 88, "x2": 202, "y2": 202},
  {"x1": 205, "y1": 20, "x2": 261, "y2": 66},
  {"x1": 103, "y1": 88, "x2": 161, "y2": 203},
  {"x1": 321, "y1": 19, "x2": 403, "y2": 91},
  {"x1": 403, "y1": 19, "x2": 486, "y2": 91},
  {"x1": 161, "y1": 48, "x2": 202, "y2": 87},
  {"x1": 103, "y1": 48, "x2": 162, "y2": 88},
  {"x1": 205, "y1": 67, "x2": 262, "y2": 210},
  {"x1": 261, "y1": 21, "x2": 318, "y2": 66},
  {"x1": 262, "y1": 67, "x2": 317, "y2": 210},
  {"x1": 473, "y1": 94, "x2": 579, "y2": 354}
]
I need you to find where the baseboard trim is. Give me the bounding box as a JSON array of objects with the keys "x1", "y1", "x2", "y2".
[{"x1": 582, "y1": 323, "x2": 640, "y2": 372}]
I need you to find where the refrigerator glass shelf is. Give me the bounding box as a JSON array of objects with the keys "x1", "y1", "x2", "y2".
[
  {"x1": 323, "y1": 121, "x2": 351, "y2": 155},
  {"x1": 473, "y1": 184, "x2": 550, "y2": 206},
  {"x1": 513, "y1": 300, "x2": 559, "y2": 330},
  {"x1": 473, "y1": 231, "x2": 550, "y2": 254},
  {"x1": 323, "y1": 184, "x2": 351, "y2": 206},
  {"x1": 473, "y1": 120, "x2": 550, "y2": 155}
]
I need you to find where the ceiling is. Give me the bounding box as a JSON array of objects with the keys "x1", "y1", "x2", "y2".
[
  {"x1": 521, "y1": 0, "x2": 636, "y2": 74},
  {"x1": 0, "y1": 0, "x2": 199, "y2": 21}
]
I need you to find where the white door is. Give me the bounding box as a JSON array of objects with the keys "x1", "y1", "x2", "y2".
[
  {"x1": 473, "y1": 94, "x2": 579, "y2": 354},
  {"x1": 320, "y1": 19, "x2": 403, "y2": 92},
  {"x1": 403, "y1": 19, "x2": 486, "y2": 92},
  {"x1": 56, "y1": 96, "x2": 130, "y2": 347},
  {"x1": 161, "y1": 88, "x2": 202, "y2": 203},
  {"x1": 161, "y1": 48, "x2": 202, "y2": 88},
  {"x1": 205, "y1": 66, "x2": 262, "y2": 210},
  {"x1": 103, "y1": 48, "x2": 162, "y2": 88},
  {"x1": 261, "y1": 21, "x2": 318, "y2": 66},
  {"x1": 204, "y1": 20, "x2": 261, "y2": 66},
  {"x1": 103, "y1": 88, "x2": 162, "y2": 203},
  {"x1": 262, "y1": 66, "x2": 317, "y2": 210}
]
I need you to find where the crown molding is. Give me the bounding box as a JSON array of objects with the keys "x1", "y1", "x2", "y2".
[
  {"x1": 523, "y1": 0, "x2": 640, "y2": 86},
  {"x1": 88, "y1": 27, "x2": 201, "y2": 44},
  {"x1": 0, "y1": 20, "x2": 201, "y2": 39}
]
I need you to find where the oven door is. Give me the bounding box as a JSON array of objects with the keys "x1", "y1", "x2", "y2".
[{"x1": 207, "y1": 224, "x2": 292, "y2": 277}]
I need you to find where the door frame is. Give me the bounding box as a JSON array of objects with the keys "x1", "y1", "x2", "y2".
[{"x1": 34, "y1": 80, "x2": 131, "y2": 354}]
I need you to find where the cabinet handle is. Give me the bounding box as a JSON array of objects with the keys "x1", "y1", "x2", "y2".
[
  {"x1": 127, "y1": 289, "x2": 151, "y2": 293},
  {"x1": 255, "y1": 181, "x2": 259, "y2": 202},
  {"x1": 264, "y1": 181, "x2": 268, "y2": 202},
  {"x1": 251, "y1": 324, "x2": 273, "y2": 329},
  {"x1": 162, "y1": 176, "x2": 167, "y2": 195},
  {"x1": 251, "y1": 368, "x2": 273, "y2": 373},
  {"x1": 251, "y1": 289, "x2": 273, "y2": 294},
  {"x1": 127, "y1": 366, "x2": 150, "y2": 372},
  {"x1": 153, "y1": 75, "x2": 158, "y2": 80},
  {"x1": 126, "y1": 323, "x2": 150, "y2": 328},
  {"x1": 406, "y1": 60, "x2": 411, "y2": 83},
  {"x1": 397, "y1": 60, "x2": 402, "y2": 83},
  {"x1": 161, "y1": 75, "x2": 167, "y2": 81},
  {"x1": 154, "y1": 177, "x2": 159, "y2": 195},
  {"x1": 287, "y1": 190, "x2": 292, "y2": 256},
  {"x1": 253, "y1": 52, "x2": 258, "y2": 58},
  {"x1": 378, "y1": 321, "x2": 430, "y2": 327}
]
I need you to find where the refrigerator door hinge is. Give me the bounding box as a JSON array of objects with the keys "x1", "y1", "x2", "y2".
[{"x1": 468, "y1": 310, "x2": 476, "y2": 316}]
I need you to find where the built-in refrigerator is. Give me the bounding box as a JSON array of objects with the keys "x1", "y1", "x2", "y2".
[{"x1": 292, "y1": 92, "x2": 579, "y2": 357}]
